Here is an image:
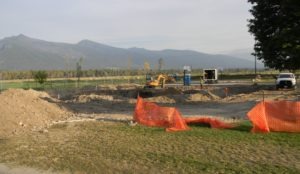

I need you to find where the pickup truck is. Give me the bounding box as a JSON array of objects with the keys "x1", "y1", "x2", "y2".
[{"x1": 276, "y1": 73, "x2": 297, "y2": 89}]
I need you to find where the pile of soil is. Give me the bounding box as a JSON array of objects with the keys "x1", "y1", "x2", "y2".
[
  {"x1": 187, "y1": 93, "x2": 211, "y2": 101},
  {"x1": 75, "y1": 94, "x2": 115, "y2": 103},
  {"x1": 185, "y1": 91, "x2": 220, "y2": 102},
  {"x1": 221, "y1": 89, "x2": 299, "y2": 102},
  {"x1": 145, "y1": 96, "x2": 176, "y2": 104},
  {"x1": 0, "y1": 89, "x2": 70, "y2": 137},
  {"x1": 142, "y1": 90, "x2": 220, "y2": 104}
]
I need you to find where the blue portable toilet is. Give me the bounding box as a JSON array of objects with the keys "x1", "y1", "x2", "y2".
[
  {"x1": 183, "y1": 73, "x2": 191, "y2": 86},
  {"x1": 183, "y1": 66, "x2": 192, "y2": 86},
  {"x1": 185, "y1": 74, "x2": 191, "y2": 86}
]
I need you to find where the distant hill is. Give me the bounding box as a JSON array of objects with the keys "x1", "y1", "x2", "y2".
[
  {"x1": 222, "y1": 48, "x2": 254, "y2": 61},
  {"x1": 222, "y1": 48, "x2": 264, "y2": 65},
  {"x1": 0, "y1": 34, "x2": 263, "y2": 70}
]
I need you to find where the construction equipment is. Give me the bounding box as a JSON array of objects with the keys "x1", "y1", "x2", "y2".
[
  {"x1": 144, "y1": 74, "x2": 172, "y2": 88},
  {"x1": 203, "y1": 69, "x2": 218, "y2": 84}
]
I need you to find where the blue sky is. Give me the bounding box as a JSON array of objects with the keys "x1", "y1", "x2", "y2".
[{"x1": 0, "y1": 0, "x2": 254, "y2": 53}]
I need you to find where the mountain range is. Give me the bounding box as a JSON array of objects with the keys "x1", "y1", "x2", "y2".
[{"x1": 0, "y1": 34, "x2": 263, "y2": 70}]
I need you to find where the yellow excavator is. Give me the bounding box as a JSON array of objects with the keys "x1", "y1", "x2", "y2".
[{"x1": 144, "y1": 74, "x2": 175, "y2": 88}]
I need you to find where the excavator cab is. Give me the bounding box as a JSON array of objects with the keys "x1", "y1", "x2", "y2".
[{"x1": 146, "y1": 74, "x2": 153, "y2": 83}]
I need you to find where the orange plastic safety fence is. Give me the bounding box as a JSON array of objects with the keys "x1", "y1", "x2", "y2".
[
  {"x1": 134, "y1": 97, "x2": 233, "y2": 131},
  {"x1": 134, "y1": 96, "x2": 189, "y2": 131},
  {"x1": 247, "y1": 101, "x2": 300, "y2": 133}
]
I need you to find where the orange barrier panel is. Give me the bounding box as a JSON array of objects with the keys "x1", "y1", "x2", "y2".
[
  {"x1": 134, "y1": 96, "x2": 189, "y2": 131},
  {"x1": 134, "y1": 97, "x2": 233, "y2": 131},
  {"x1": 247, "y1": 101, "x2": 300, "y2": 133}
]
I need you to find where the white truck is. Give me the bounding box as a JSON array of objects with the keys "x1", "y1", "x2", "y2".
[
  {"x1": 203, "y1": 69, "x2": 218, "y2": 84},
  {"x1": 276, "y1": 73, "x2": 297, "y2": 89}
]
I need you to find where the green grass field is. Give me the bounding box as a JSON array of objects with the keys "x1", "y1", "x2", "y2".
[
  {"x1": 0, "y1": 121, "x2": 299, "y2": 174},
  {"x1": 0, "y1": 77, "x2": 146, "y2": 91}
]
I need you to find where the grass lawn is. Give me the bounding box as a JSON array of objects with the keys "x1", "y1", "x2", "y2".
[
  {"x1": 0, "y1": 121, "x2": 299, "y2": 173},
  {"x1": 0, "y1": 77, "x2": 145, "y2": 91}
]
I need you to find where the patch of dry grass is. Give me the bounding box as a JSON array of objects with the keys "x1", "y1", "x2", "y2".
[{"x1": 0, "y1": 121, "x2": 299, "y2": 173}]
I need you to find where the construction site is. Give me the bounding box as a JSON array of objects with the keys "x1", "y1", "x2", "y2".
[
  {"x1": 0, "y1": 71, "x2": 300, "y2": 173},
  {"x1": 1, "y1": 0, "x2": 300, "y2": 171},
  {"x1": 0, "y1": 80, "x2": 299, "y2": 136}
]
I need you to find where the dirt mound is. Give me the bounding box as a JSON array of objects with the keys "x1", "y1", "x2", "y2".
[
  {"x1": 0, "y1": 89, "x2": 70, "y2": 138},
  {"x1": 223, "y1": 93, "x2": 260, "y2": 102},
  {"x1": 186, "y1": 90, "x2": 220, "y2": 102},
  {"x1": 145, "y1": 96, "x2": 176, "y2": 104},
  {"x1": 75, "y1": 94, "x2": 115, "y2": 103},
  {"x1": 207, "y1": 91, "x2": 221, "y2": 100},
  {"x1": 222, "y1": 90, "x2": 299, "y2": 102},
  {"x1": 140, "y1": 90, "x2": 221, "y2": 104},
  {"x1": 187, "y1": 93, "x2": 211, "y2": 101},
  {"x1": 143, "y1": 91, "x2": 220, "y2": 104}
]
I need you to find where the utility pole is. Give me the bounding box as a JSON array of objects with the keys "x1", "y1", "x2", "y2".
[
  {"x1": 254, "y1": 40, "x2": 257, "y2": 76},
  {"x1": 255, "y1": 54, "x2": 257, "y2": 76}
]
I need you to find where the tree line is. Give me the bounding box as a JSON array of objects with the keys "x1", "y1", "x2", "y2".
[
  {"x1": 0, "y1": 68, "x2": 282, "y2": 81},
  {"x1": 0, "y1": 69, "x2": 182, "y2": 80}
]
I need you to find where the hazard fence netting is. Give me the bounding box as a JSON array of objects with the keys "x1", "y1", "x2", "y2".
[
  {"x1": 134, "y1": 97, "x2": 300, "y2": 133},
  {"x1": 247, "y1": 101, "x2": 300, "y2": 133},
  {"x1": 134, "y1": 96, "x2": 233, "y2": 132}
]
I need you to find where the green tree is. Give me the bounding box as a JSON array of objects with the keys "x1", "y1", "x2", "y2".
[
  {"x1": 248, "y1": 0, "x2": 300, "y2": 71},
  {"x1": 33, "y1": 71, "x2": 48, "y2": 85}
]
